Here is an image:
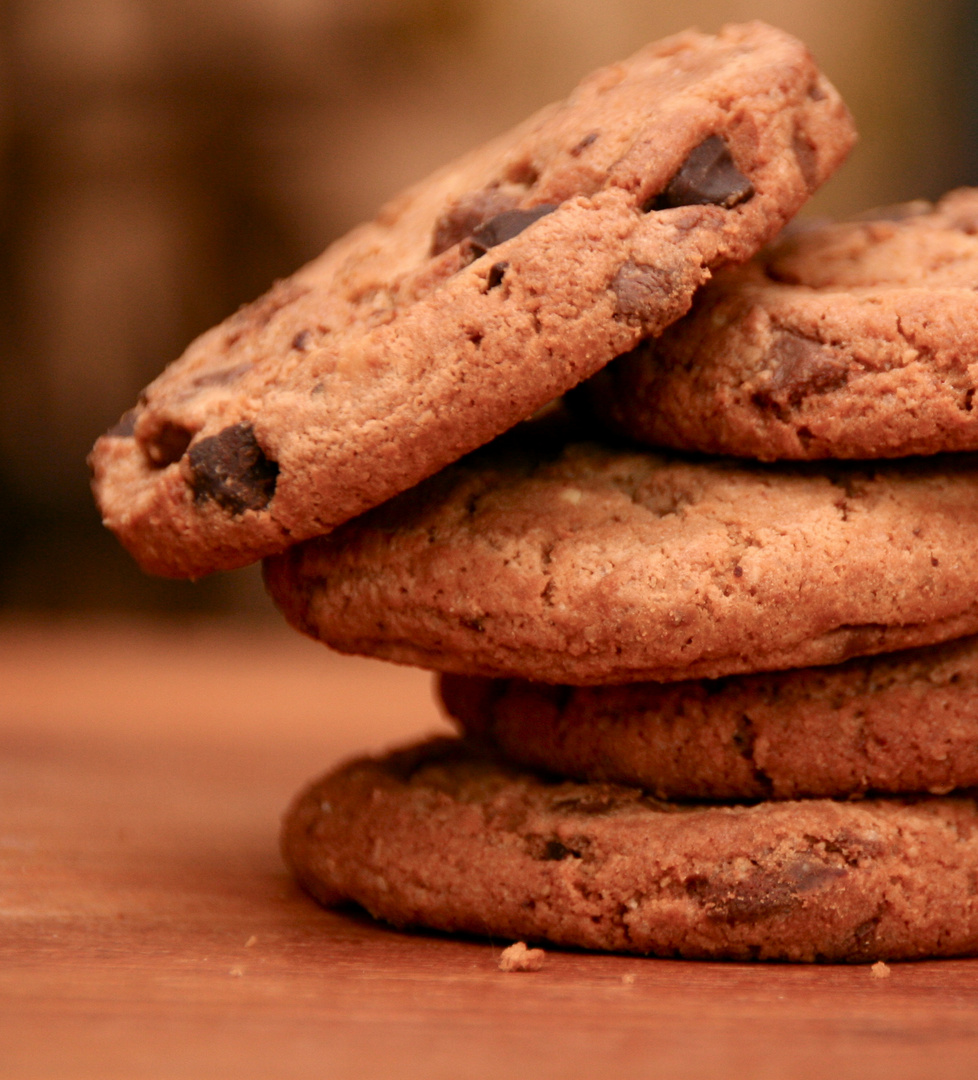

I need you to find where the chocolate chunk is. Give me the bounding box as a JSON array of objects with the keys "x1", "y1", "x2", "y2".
[
  {"x1": 188, "y1": 423, "x2": 278, "y2": 514},
  {"x1": 650, "y1": 135, "x2": 754, "y2": 211},
  {"x1": 192, "y1": 361, "x2": 254, "y2": 389},
  {"x1": 754, "y1": 332, "x2": 849, "y2": 410},
  {"x1": 487, "y1": 261, "x2": 508, "y2": 289},
  {"x1": 468, "y1": 205, "x2": 560, "y2": 258},
  {"x1": 106, "y1": 409, "x2": 138, "y2": 438},
  {"x1": 543, "y1": 839, "x2": 574, "y2": 861},
  {"x1": 611, "y1": 261, "x2": 681, "y2": 321},
  {"x1": 688, "y1": 857, "x2": 846, "y2": 925},
  {"x1": 848, "y1": 913, "x2": 883, "y2": 957},
  {"x1": 144, "y1": 421, "x2": 193, "y2": 467},
  {"x1": 430, "y1": 189, "x2": 522, "y2": 256},
  {"x1": 570, "y1": 131, "x2": 599, "y2": 157},
  {"x1": 792, "y1": 130, "x2": 819, "y2": 192},
  {"x1": 731, "y1": 714, "x2": 774, "y2": 796}
]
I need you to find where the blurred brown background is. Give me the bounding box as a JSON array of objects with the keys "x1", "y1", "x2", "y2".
[{"x1": 1, "y1": 0, "x2": 976, "y2": 617}]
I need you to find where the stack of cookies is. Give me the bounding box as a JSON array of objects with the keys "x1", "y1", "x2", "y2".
[{"x1": 90, "y1": 24, "x2": 978, "y2": 960}]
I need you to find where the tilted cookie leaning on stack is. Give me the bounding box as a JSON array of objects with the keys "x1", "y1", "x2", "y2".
[{"x1": 89, "y1": 20, "x2": 849, "y2": 579}]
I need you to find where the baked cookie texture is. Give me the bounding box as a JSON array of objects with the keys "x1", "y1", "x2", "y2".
[
  {"x1": 441, "y1": 634, "x2": 978, "y2": 800},
  {"x1": 584, "y1": 189, "x2": 978, "y2": 460},
  {"x1": 89, "y1": 22, "x2": 854, "y2": 578},
  {"x1": 282, "y1": 738, "x2": 978, "y2": 962},
  {"x1": 263, "y1": 440, "x2": 978, "y2": 684}
]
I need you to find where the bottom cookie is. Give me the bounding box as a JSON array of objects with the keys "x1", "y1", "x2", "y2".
[{"x1": 282, "y1": 738, "x2": 978, "y2": 962}]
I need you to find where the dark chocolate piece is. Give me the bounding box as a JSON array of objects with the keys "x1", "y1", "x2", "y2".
[
  {"x1": 467, "y1": 205, "x2": 560, "y2": 258},
  {"x1": 792, "y1": 131, "x2": 819, "y2": 191},
  {"x1": 651, "y1": 135, "x2": 754, "y2": 211},
  {"x1": 688, "y1": 857, "x2": 847, "y2": 925},
  {"x1": 188, "y1": 423, "x2": 278, "y2": 514},
  {"x1": 754, "y1": 332, "x2": 850, "y2": 410},
  {"x1": 569, "y1": 131, "x2": 599, "y2": 157},
  {"x1": 430, "y1": 190, "x2": 522, "y2": 256},
  {"x1": 612, "y1": 261, "x2": 680, "y2": 320},
  {"x1": 487, "y1": 261, "x2": 509, "y2": 289},
  {"x1": 192, "y1": 361, "x2": 254, "y2": 389}
]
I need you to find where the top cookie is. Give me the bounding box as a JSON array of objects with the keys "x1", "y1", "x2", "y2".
[
  {"x1": 89, "y1": 22, "x2": 853, "y2": 577},
  {"x1": 584, "y1": 189, "x2": 978, "y2": 460}
]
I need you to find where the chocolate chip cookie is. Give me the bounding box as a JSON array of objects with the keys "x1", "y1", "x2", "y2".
[
  {"x1": 441, "y1": 634, "x2": 978, "y2": 800},
  {"x1": 263, "y1": 440, "x2": 978, "y2": 684},
  {"x1": 89, "y1": 22, "x2": 854, "y2": 577},
  {"x1": 283, "y1": 737, "x2": 978, "y2": 961},
  {"x1": 584, "y1": 189, "x2": 978, "y2": 460}
]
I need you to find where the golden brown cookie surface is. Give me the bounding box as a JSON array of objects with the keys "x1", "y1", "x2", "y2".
[
  {"x1": 441, "y1": 635, "x2": 978, "y2": 799},
  {"x1": 90, "y1": 22, "x2": 854, "y2": 577},
  {"x1": 585, "y1": 189, "x2": 978, "y2": 460},
  {"x1": 264, "y1": 441, "x2": 978, "y2": 684}
]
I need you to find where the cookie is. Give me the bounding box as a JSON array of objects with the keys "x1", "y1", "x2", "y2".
[
  {"x1": 440, "y1": 634, "x2": 978, "y2": 800},
  {"x1": 283, "y1": 737, "x2": 978, "y2": 961},
  {"x1": 264, "y1": 439, "x2": 978, "y2": 684},
  {"x1": 89, "y1": 22, "x2": 854, "y2": 577},
  {"x1": 583, "y1": 189, "x2": 978, "y2": 460}
]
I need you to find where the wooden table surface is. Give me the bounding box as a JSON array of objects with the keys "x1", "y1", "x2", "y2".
[{"x1": 3, "y1": 617, "x2": 978, "y2": 1079}]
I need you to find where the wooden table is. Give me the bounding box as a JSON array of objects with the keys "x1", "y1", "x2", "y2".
[{"x1": 3, "y1": 618, "x2": 978, "y2": 1079}]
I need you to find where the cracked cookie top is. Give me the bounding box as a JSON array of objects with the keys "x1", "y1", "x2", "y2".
[
  {"x1": 89, "y1": 21, "x2": 854, "y2": 578},
  {"x1": 583, "y1": 188, "x2": 978, "y2": 460},
  {"x1": 263, "y1": 439, "x2": 978, "y2": 684}
]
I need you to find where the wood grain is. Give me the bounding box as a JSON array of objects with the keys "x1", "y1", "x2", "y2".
[{"x1": 3, "y1": 618, "x2": 978, "y2": 1080}]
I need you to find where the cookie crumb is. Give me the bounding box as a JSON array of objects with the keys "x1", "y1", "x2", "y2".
[
  {"x1": 870, "y1": 961, "x2": 891, "y2": 979},
  {"x1": 244, "y1": 935, "x2": 258, "y2": 948},
  {"x1": 498, "y1": 941, "x2": 546, "y2": 972},
  {"x1": 229, "y1": 966, "x2": 244, "y2": 977},
  {"x1": 621, "y1": 973, "x2": 636, "y2": 985}
]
